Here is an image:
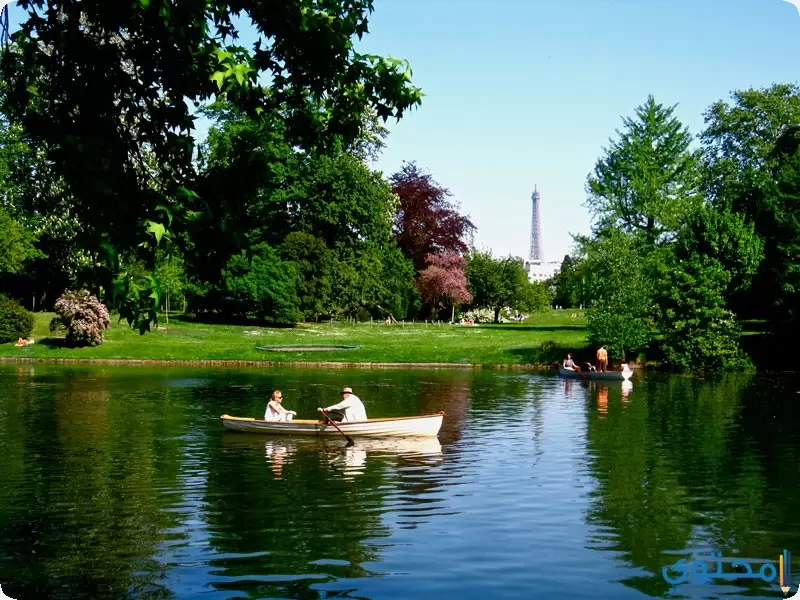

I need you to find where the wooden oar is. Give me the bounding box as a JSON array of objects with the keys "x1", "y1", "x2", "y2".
[{"x1": 319, "y1": 409, "x2": 354, "y2": 446}]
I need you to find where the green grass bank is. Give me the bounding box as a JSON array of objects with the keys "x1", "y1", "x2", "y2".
[{"x1": 0, "y1": 310, "x2": 592, "y2": 369}]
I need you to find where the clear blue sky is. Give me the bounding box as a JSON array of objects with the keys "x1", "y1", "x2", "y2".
[
  {"x1": 6, "y1": 0, "x2": 800, "y2": 262},
  {"x1": 355, "y1": 0, "x2": 800, "y2": 263}
]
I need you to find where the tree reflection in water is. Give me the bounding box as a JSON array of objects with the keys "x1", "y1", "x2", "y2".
[{"x1": 583, "y1": 374, "x2": 800, "y2": 598}]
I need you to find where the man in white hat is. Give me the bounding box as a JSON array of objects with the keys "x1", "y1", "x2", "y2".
[{"x1": 318, "y1": 387, "x2": 367, "y2": 422}]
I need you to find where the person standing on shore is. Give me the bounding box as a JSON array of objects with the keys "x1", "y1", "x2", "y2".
[{"x1": 596, "y1": 346, "x2": 608, "y2": 372}]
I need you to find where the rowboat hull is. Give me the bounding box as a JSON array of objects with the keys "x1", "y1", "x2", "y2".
[
  {"x1": 220, "y1": 412, "x2": 444, "y2": 438},
  {"x1": 558, "y1": 366, "x2": 633, "y2": 381}
]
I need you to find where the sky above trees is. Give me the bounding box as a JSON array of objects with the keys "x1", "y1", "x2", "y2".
[{"x1": 5, "y1": 0, "x2": 800, "y2": 262}]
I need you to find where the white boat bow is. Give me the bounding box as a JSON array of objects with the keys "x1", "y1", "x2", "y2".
[{"x1": 220, "y1": 412, "x2": 445, "y2": 438}]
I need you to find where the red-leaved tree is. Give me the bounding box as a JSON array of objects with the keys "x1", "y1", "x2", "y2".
[
  {"x1": 417, "y1": 252, "x2": 473, "y2": 321},
  {"x1": 390, "y1": 162, "x2": 477, "y2": 272}
]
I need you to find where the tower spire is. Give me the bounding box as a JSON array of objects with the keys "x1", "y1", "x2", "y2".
[{"x1": 528, "y1": 186, "x2": 543, "y2": 264}]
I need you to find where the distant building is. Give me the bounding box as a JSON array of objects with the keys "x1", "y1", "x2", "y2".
[{"x1": 524, "y1": 186, "x2": 560, "y2": 282}]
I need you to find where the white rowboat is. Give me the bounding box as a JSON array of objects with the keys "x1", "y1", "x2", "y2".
[
  {"x1": 558, "y1": 366, "x2": 633, "y2": 381},
  {"x1": 219, "y1": 412, "x2": 445, "y2": 438}
]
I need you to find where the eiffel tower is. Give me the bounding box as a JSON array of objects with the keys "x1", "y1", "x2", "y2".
[{"x1": 528, "y1": 185, "x2": 543, "y2": 265}]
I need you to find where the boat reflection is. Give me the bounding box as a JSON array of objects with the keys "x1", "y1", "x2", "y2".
[
  {"x1": 622, "y1": 380, "x2": 633, "y2": 403},
  {"x1": 597, "y1": 385, "x2": 609, "y2": 417},
  {"x1": 222, "y1": 434, "x2": 444, "y2": 480}
]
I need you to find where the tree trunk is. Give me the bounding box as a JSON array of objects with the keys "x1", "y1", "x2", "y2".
[
  {"x1": 494, "y1": 307, "x2": 500, "y2": 323},
  {"x1": 451, "y1": 305, "x2": 455, "y2": 323}
]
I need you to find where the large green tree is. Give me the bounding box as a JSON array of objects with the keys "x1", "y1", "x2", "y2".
[
  {"x1": 585, "y1": 95, "x2": 702, "y2": 245},
  {"x1": 551, "y1": 253, "x2": 587, "y2": 309},
  {"x1": 0, "y1": 0, "x2": 422, "y2": 260},
  {"x1": 700, "y1": 83, "x2": 800, "y2": 210},
  {"x1": 466, "y1": 250, "x2": 542, "y2": 323},
  {"x1": 184, "y1": 100, "x2": 416, "y2": 322},
  {"x1": 582, "y1": 229, "x2": 655, "y2": 360},
  {"x1": 700, "y1": 85, "x2": 800, "y2": 323}
]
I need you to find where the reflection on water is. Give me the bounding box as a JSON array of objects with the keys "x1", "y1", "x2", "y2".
[
  {"x1": 0, "y1": 365, "x2": 798, "y2": 599},
  {"x1": 242, "y1": 436, "x2": 444, "y2": 480}
]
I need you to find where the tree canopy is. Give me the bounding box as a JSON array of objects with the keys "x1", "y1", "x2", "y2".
[{"x1": 0, "y1": 0, "x2": 423, "y2": 256}]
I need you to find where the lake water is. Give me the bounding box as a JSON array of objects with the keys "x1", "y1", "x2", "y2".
[{"x1": 0, "y1": 364, "x2": 799, "y2": 600}]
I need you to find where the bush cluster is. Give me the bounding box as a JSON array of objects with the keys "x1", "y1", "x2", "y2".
[{"x1": 0, "y1": 295, "x2": 34, "y2": 343}]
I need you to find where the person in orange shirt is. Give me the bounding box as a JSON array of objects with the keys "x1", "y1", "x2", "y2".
[{"x1": 596, "y1": 346, "x2": 608, "y2": 372}]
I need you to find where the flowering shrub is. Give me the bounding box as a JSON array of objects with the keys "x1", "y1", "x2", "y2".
[
  {"x1": 459, "y1": 308, "x2": 495, "y2": 323},
  {"x1": 50, "y1": 289, "x2": 110, "y2": 346}
]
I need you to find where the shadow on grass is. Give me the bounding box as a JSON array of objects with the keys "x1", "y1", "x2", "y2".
[
  {"x1": 507, "y1": 340, "x2": 591, "y2": 365},
  {"x1": 33, "y1": 337, "x2": 70, "y2": 349},
  {"x1": 171, "y1": 313, "x2": 297, "y2": 329},
  {"x1": 484, "y1": 325, "x2": 587, "y2": 332}
]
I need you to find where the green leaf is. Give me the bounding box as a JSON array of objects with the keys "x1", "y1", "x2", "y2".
[
  {"x1": 210, "y1": 71, "x2": 226, "y2": 91},
  {"x1": 231, "y1": 62, "x2": 254, "y2": 85},
  {"x1": 212, "y1": 48, "x2": 233, "y2": 64},
  {"x1": 145, "y1": 220, "x2": 165, "y2": 244},
  {"x1": 139, "y1": 0, "x2": 150, "y2": 8}
]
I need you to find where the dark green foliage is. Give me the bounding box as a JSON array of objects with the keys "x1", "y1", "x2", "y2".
[
  {"x1": 329, "y1": 241, "x2": 416, "y2": 320},
  {"x1": 222, "y1": 243, "x2": 300, "y2": 325},
  {"x1": 113, "y1": 272, "x2": 163, "y2": 335},
  {"x1": 292, "y1": 151, "x2": 396, "y2": 248},
  {"x1": 674, "y1": 204, "x2": 764, "y2": 298},
  {"x1": 747, "y1": 125, "x2": 800, "y2": 325},
  {"x1": 654, "y1": 253, "x2": 751, "y2": 372},
  {"x1": 280, "y1": 232, "x2": 332, "y2": 321},
  {"x1": 700, "y1": 84, "x2": 800, "y2": 324},
  {"x1": 583, "y1": 230, "x2": 655, "y2": 360},
  {"x1": 0, "y1": 294, "x2": 33, "y2": 343},
  {"x1": 186, "y1": 102, "x2": 416, "y2": 324},
  {"x1": 188, "y1": 109, "x2": 299, "y2": 282},
  {"x1": 0, "y1": 0, "x2": 423, "y2": 260},
  {"x1": 551, "y1": 254, "x2": 586, "y2": 309},
  {"x1": 700, "y1": 83, "x2": 800, "y2": 209}
]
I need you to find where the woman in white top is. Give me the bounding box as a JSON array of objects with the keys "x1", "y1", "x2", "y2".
[{"x1": 264, "y1": 389, "x2": 296, "y2": 421}]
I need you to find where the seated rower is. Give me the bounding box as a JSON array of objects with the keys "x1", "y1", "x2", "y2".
[
  {"x1": 563, "y1": 354, "x2": 580, "y2": 371},
  {"x1": 264, "y1": 389, "x2": 296, "y2": 422},
  {"x1": 584, "y1": 362, "x2": 597, "y2": 372},
  {"x1": 317, "y1": 386, "x2": 367, "y2": 422}
]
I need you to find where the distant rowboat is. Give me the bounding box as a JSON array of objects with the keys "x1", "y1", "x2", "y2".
[
  {"x1": 558, "y1": 366, "x2": 633, "y2": 381},
  {"x1": 220, "y1": 412, "x2": 444, "y2": 438}
]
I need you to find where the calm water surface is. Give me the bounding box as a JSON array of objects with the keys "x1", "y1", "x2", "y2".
[{"x1": 0, "y1": 364, "x2": 799, "y2": 599}]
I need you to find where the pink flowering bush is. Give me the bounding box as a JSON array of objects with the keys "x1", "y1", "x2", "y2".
[
  {"x1": 50, "y1": 289, "x2": 110, "y2": 347},
  {"x1": 416, "y1": 252, "x2": 473, "y2": 307}
]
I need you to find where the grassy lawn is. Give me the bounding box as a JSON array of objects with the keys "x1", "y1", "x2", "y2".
[{"x1": 0, "y1": 310, "x2": 591, "y2": 367}]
